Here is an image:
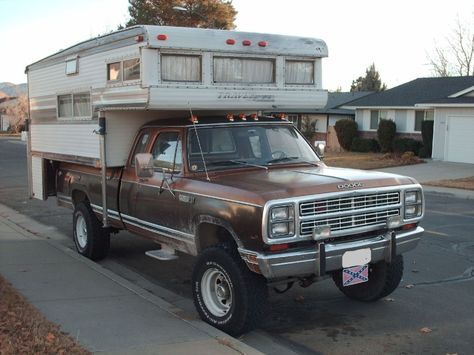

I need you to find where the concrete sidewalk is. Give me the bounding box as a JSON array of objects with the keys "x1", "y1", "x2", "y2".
[
  {"x1": 0, "y1": 204, "x2": 261, "y2": 355},
  {"x1": 379, "y1": 160, "x2": 474, "y2": 199}
]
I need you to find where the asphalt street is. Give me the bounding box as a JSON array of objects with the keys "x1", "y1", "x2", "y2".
[{"x1": 1, "y1": 136, "x2": 473, "y2": 354}]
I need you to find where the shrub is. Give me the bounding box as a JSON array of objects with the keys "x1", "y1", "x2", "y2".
[
  {"x1": 392, "y1": 138, "x2": 423, "y2": 155},
  {"x1": 377, "y1": 119, "x2": 396, "y2": 153},
  {"x1": 401, "y1": 151, "x2": 416, "y2": 161},
  {"x1": 350, "y1": 137, "x2": 379, "y2": 152},
  {"x1": 421, "y1": 120, "x2": 434, "y2": 156},
  {"x1": 334, "y1": 119, "x2": 358, "y2": 151}
]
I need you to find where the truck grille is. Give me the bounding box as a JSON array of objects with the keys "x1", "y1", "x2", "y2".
[
  {"x1": 299, "y1": 191, "x2": 401, "y2": 236},
  {"x1": 300, "y1": 191, "x2": 400, "y2": 216}
]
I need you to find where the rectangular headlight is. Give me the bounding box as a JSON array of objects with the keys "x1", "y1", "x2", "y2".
[
  {"x1": 271, "y1": 206, "x2": 290, "y2": 221},
  {"x1": 271, "y1": 222, "x2": 293, "y2": 237},
  {"x1": 405, "y1": 205, "x2": 422, "y2": 218},
  {"x1": 405, "y1": 191, "x2": 420, "y2": 204}
]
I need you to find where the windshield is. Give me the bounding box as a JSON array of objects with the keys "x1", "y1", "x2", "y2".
[{"x1": 187, "y1": 124, "x2": 320, "y2": 172}]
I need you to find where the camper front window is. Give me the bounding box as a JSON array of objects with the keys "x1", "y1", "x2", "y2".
[
  {"x1": 58, "y1": 93, "x2": 91, "y2": 119},
  {"x1": 58, "y1": 95, "x2": 73, "y2": 118},
  {"x1": 107, "y1": 62, "x2": 122, "y2": 82}
]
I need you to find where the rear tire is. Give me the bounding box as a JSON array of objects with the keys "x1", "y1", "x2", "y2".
[
  {"x1": 73, "y1": 202, "x2": 110, "y2": 261},
  {"x1": 332, "y1": 255, "x2": 404, "y2": 302},
  {"x1": 192, "y1": 244, "x2": 268, "y2": 336}
]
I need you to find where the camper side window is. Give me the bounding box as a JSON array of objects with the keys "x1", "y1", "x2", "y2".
[
  {"x1": 57, "y1": 93, "x2": 91, "y2": 119},
  {"x1": 213, "y1": 57, "x2": 275, "y2": 84},
  {"x1": 161, "y1": 54, "x2": 201, "y2": 82}
]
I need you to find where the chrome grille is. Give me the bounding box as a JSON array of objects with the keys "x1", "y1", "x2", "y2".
[
  {"x1": 300, "y1": 209, "x2": 400, "y2": 235},
  {"x1": 300, "y1": 191, "x2": 400, "y2": 217}
]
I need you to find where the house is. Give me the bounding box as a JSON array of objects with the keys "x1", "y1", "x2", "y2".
[
  {"x1": 0, "y1": 97, "x2": 17, "y2": 131},
  {"x1": 343, "y1": 77, "x2": 474, "y2": 164},
  {"x1": 269, "y1": 91, "x2": 373, "y2": 151}
]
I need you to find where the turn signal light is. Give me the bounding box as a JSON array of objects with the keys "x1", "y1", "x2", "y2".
[
  {"x1": 157, "y1": 34, "x2": 167, "y2": 40},
  {"x1": 402, "y1": 223, "x2": 417, "y2": 230},
  {"x1": 269, "y1": 244, "x2": 289, "y2": 252}
]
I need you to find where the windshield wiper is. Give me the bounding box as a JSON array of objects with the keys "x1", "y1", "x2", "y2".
[
  {"x1": 266, "y1": 156, "x2": 320, "y2": 167},
  {"x1": 206, "y1": 160, "x2": 268, "y2": 170}
]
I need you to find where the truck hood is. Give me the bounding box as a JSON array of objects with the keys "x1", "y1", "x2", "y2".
[{"x1": 198, "y1": 165, "x2": 416, "y2": 206}]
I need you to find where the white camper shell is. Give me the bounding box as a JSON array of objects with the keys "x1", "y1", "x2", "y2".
[{"x1": 26, "y1": 25, "x2": 328, "y2": 199}]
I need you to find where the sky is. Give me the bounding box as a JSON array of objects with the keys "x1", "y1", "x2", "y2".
[{"x1": 0, "y1": 0, "x2": 473, "y2": 91}]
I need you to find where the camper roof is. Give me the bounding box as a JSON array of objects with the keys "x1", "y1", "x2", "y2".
[{"x1": 26, "y1": 25, "x2": 328, "y2": 72}]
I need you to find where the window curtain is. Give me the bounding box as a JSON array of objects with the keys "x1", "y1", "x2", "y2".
[
  {"x1": 214, "y1": 58, "x2": 274, "y2": 83},
  {"x1": 285, "y1": 61, "x2": 314, "y2": 84},
  {"x1": 161, "y1": 55, "x2": 201, "y2": 82},
  {"x1": 73, "y1": 93, "x2": 91, "y2": 117}
]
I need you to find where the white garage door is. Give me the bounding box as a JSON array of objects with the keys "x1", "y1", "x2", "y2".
[{"x1": 446, "y1": 116, "x2": 474, "y2": 164}]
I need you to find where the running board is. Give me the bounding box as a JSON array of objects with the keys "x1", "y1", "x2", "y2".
[{"x1": 145, "y1": 246, "x2": 178, "y2": 261}]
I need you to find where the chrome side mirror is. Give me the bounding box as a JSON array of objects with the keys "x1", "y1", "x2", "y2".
[
  {"x1": 315, "y1": 141, "x2": 325, "y2": 160},
  {"x1": 135, "y1": 153, "x2": 154, "y2": 178}
]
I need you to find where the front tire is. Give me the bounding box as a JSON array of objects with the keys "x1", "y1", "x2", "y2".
[
  {"x1": 332, "y1": 255, "x2": 404, "y2": 302},
  {"x1": 192, "y1": 244, "x2": 268, "y2": 336},
  {"x1": 73, "y1": 202, "x2": 110, "y2": 261}
]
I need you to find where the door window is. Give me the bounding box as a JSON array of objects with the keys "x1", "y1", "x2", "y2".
[{"x1": 151, "y1": 132, "x2": 182, "y2": 172}]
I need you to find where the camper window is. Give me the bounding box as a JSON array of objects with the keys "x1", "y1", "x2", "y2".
[
  {"x1": 285, "y1": 60, "x2": 314, "y2": 84},
  {"x1": 58, "y1": 95, "x2": 73, "y2": 118},
  {"x1": 213, "y1": 57, "x2": 275, "y2": 84},
  {"x1": 107, "y1": 62, "x2": 122, "y2": 82},
  {"x1": 58, "y1": 93, "x2": 91, "y2": 119},
  {"x1": 65, "y1": 58, "x2": 78, "y2": 75},
  {"x1": 161, "y1": 54, "x2": 201, "y2": 82},
  {"x1": 124, "y1": 58, "x2": 140, "y2": 81}
]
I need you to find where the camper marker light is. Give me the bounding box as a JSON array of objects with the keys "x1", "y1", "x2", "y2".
[
  {"x1": 239, "y1": 113, "x2": 246, "y2": 120},
  {"x1": 226, "y1": 113, "x2": 234, "y2": 121},
  {"x1": 242, "y1": 40, "x2": 251, "y2": 46},
  {"x1": 135, "y1": 35, "x2": 144, "y2": 42},
  {"x1": 157, "y1": 34, "x2": 168, "y2": 41},
  {"x1": 226, "y1": 39, "x2": 235, "y2": 45},
  {"x1": 258, "y1": 41, "x2": 267, "y2": 47}
]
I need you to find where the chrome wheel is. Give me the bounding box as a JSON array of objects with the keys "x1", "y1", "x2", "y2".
[
  {"x1": 201, "y1": 268, "x2": 233, "y2": 317},
  {"x1": 75, "y1": 213, "x2": 88, "y2": 249}
]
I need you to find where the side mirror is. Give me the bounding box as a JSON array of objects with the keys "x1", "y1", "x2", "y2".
[
  {"x1": 135, "y1": 153, "x2": 154, "y2": 178},
  {"x1": 315, "y1": 141, "x2": 325, "y2": 160}
]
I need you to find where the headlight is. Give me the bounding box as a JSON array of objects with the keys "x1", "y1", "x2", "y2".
[
  {"x1": 404, "y1": 190, "x2": 423, "y2": 219},
  {"x1": 269, "y1": 204, "x2": 295, "y2": 238}
]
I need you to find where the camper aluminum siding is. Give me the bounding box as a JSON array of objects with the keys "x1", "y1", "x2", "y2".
[{"x1": 26, "y1": 25, "x2": 328, "y2": 170}]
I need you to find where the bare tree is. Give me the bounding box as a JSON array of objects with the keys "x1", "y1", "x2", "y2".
[
  {"x1": 428, "y1": 17, "x2": 474, "y2": 76},
  {"x1": 5, "y1": 95, "x2": 28, "y2": 133}
]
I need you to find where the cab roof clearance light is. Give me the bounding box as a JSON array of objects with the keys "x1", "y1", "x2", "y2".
[
  {"x1": 189, "y1": 115, "x2": 199, "y2": 123},
  {"x1": 239, "y1": 113, "x2": 247, "y2": 121},
  {"x1": 274, "y1": 113, "x2": 287, "y2": 120},
  {"x1": 250, "y1": 113, "x2": 258, "y2": 120},
  {"x1": 226, "y1": 113, "x2": 234, "y2": 122}
]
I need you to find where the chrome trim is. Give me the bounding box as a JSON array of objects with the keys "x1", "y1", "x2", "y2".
[
  {"x1": 262, "y1": 184, "x2": 424, "y2": 245},
  {"x1": 246, "y1": 226, "x2": 424, "y2": 279}
]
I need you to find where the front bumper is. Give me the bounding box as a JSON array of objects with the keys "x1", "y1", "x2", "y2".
[{"x1": 239, "y1": 226, "x2": 423, "y2": 280}]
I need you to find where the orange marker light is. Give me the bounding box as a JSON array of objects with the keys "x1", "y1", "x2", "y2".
[
  {"x1": 226, "y1": 113, "x2": 234, "y2": 121},
  {"x1": 239, "y1": 113, "x2": 246, "y2": 121},
  {"x1": 189, "y1": 115, "x2": 199, "y2": 123}
]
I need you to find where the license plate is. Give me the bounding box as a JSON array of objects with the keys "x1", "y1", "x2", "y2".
[
  {"x1": 343, "y1": 264, "x2": 369, "y2": 287},
  {"x1": 342, "y1": 248, "x2": 371, "y2": 268}
]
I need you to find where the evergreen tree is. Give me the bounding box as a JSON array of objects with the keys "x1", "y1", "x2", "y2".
[{"x1": 350, "y1": 64, "x2": 387, "y2": 92}]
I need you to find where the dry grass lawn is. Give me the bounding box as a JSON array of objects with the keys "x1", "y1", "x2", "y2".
[
  {"x1": 0, "y1": 275, "x2": 89, "y2": 355},
  {"x1": 424, "y1": 177, "x2": 474, "y2": 191},
  {"x1": 324, "y1": 151, "x2": 424, "y2": 170}
]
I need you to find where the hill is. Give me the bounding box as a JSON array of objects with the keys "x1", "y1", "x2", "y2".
[{"x1": 0, "y1": 82, "x2": 27, "y2": 97}]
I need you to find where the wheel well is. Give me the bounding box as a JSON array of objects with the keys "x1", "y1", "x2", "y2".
[
  {"x1": 72, "y1": 190, "x2": 89, "y2": 206},
  {"x1": 197, "y1": 223, "x2": 237, "y2": 252}
]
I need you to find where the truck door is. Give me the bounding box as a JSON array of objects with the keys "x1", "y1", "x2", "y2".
[{"x1": 123, "y1": 130, "x2": 186, "y2": 241}]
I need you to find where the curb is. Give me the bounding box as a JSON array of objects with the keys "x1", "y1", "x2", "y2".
[{"x1": 0, "y1": 204, "x2": 262, "y2": 355}]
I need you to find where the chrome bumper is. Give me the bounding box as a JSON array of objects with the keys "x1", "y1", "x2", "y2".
[{"x1": 240, "y1": 227, "x2": 423, "y2": 280}]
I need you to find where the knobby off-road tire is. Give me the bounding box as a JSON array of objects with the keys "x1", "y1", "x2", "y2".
[
  {"x1": 332, "y1": 255, "x2": 404, "y2": 302},
  {"x1": 192, "y1": 244, "x2": 268, "y2": 336},
  {"x1": 73, "y1": 202, "x2": 110, "y2": 261}
]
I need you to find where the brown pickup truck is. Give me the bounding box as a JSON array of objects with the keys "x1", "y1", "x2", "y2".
[{"x1": 55, "y1": 115, "x2": 424, "y2": 335}]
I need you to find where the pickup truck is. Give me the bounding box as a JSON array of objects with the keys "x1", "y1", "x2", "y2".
[{"x1": 55, "y1": 115, "x2": 424, "y2": 335}]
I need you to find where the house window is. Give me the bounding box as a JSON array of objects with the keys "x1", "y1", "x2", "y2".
[
  {"x1": 213, "y1": 57, "x2": 275, "y2": 83},
  {"x1": 124, "y1": 58, "x2": 140, "y2": 81},
  {"x1": 161, "y1": 54, "x2": 201, "y2": 82},
  {"x1": 370, "y1": 110, "x2": 379, "y2": 129},
  {"x1": 414, "y1": 110, "x2": 434, "y2": 131},
  {"x1": 107, "y1": 62, "x2": 121, "y2": 82},
  {"x1": 65, "y1": 58, "x2": 78, "y2": 75},
  {"x1": 58, "y1": 93, "x2": 91, "y2": 119},
  {"x1": 285, "y1": 60, "x2": 314, "y2": 84}
]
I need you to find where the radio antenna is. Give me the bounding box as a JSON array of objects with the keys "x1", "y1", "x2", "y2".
[{"x1": 189, "y1": 105, "x2": 210, "y2": 182}]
